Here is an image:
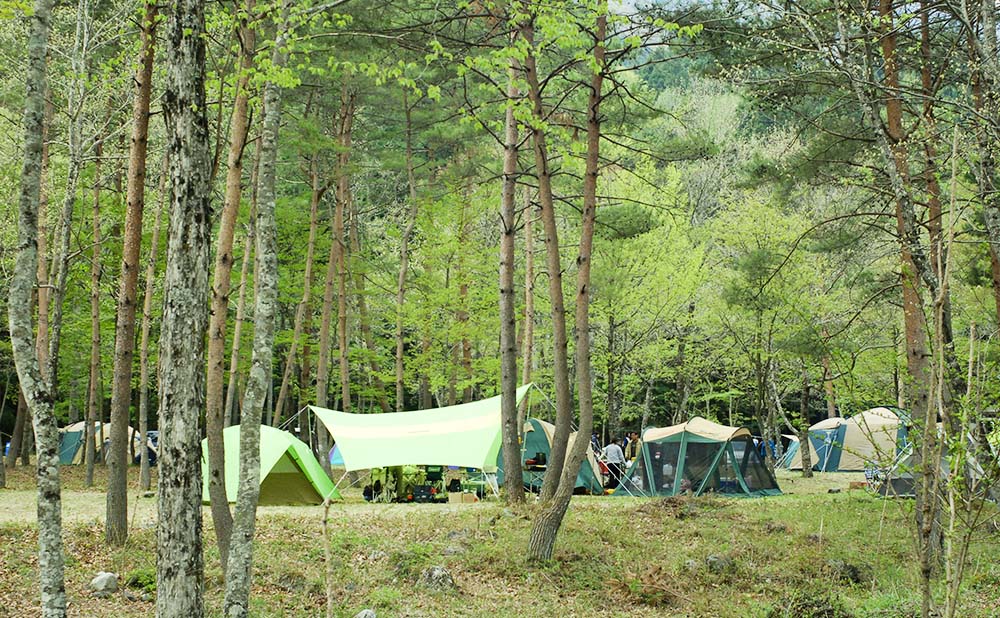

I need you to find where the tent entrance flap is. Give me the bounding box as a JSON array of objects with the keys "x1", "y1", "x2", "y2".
[{"x1": 311, "y1": 384, "x2": 533, "y2": 471}]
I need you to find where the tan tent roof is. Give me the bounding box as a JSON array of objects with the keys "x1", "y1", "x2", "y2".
[
  {"x1": 788, "y1": 408, "x2": 903, "y2": 471},
  {"x1": 811, "y1": 417, "x2": 848, "y2": 431},
  {"x1": 643, "y1": 416, "x2": 751, "y2": 443},
  {"x1": 838, "y1": 407, "x2": 901, "y2": 470}
]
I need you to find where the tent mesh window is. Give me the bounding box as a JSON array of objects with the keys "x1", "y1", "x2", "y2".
[
  {"x1": 699, "y1": 445, "x2": 741, "y2": 494},
  {"x1": 733, "y1": 436, "x2": 780, "y2": 492},
  {"x1": 683, "y1": 442, "x2": 724, "y2": 494},
  {"x1": 647, "y1": 441, "x2": 681, "y2": 494}
]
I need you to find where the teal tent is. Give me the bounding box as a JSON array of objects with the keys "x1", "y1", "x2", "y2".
[
  {"x1": 618, "y1": 417, "x2": 781, "y2": 498},
  {"x1": 201, "y1": 425, "x2": 340, "y2": 505},
  {"x1": 495, "y1": 418, "x2": 604, "y2": 494}
]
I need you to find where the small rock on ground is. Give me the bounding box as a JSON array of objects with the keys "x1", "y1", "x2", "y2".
[
  {"x1": 418, "y1": 565, "x2": 457, "y2": 591},
  {"x1": 354, "y1": 610, "x2": 377, "y2": 618},
  {"x1": 89, "y1": 572, "x2": 118, "y2": 597},
  {"x1": 705, "y1": 555, "x2": 734, "y2": 574}
]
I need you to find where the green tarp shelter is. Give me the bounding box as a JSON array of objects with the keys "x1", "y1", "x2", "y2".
[
  {"x1": 495, "y1": 418, "x2": 604, "y2": 494},
  {"x1": 201, "y1": 425, "x2": 340, "y2": 505},
  {"x1": 310, "y1": 385, "x2": 532, "y2": 471},
  {"x1": 618, "y1": 417, "x2": 781, "y2": 498}
]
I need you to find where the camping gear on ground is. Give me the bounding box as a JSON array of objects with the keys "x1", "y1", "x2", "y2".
[
  {"x1": 617, "y1": 417, "x2": 781, "y2": 497},
  {"x1": 310, "y1": 384, "x2": 532, "y2": 474},
  {"x1": 494, "y1": 418, "x2": 605, "y2": 495},
  {"x1": 200, "y1": 424, "x2": 340, "y2": 505},
  {"x1": 58, "y1": 421, "x2": 155, "y2": 465},
  {"x1": 786, "y1": 407, "x2": 908, "y2": 472}
]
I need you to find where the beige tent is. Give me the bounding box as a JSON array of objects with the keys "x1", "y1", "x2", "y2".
[
  {"x1": 58, "y1": 421, "x2": 152, "y2": 465},
  {"x1": 787, "y1": 408, "x2": 906, "y2": 472}
]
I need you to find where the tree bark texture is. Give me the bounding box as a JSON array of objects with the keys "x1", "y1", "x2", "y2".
[
  {"x1": 518, "y1": 189, "x2": 534, "y2": 430},
  {"x1": 527, "y1": 6, "x2": 606, "y2": 562},
  {"x1": 8, "y1": 0, "x2": 65, "y2": 612},
  {"x1": 138, "y1": 157, "x2": 168, "y2": 492},
  {"x1": 205, "y1": 0, "x2": 255, "y2": 565},
  {"x1": 522, "y1": 18, "x2": 573, "y2": 502},
  {"x1": 874, "y1": 4, "x2": 936, "y2": 613},
  {"x1": 348, "y1": 193, "x2": 391, "y2": 412},
  {"x1": 334, "y1": 92, "x2": 355, "y2": 413},
  {"x1": 499, "y1": 49, "x2": 524, "y2": 504},
  {"x1": 156, "y1": 0, "x2": 211, "y2": 613},
  {"x1": 316, "y1": 203, "x2": 337, "y2": 468},
  {"x1": 273, "y1": 154, "x2": 322, "y2": 424},
  {"x1": 223, "y1": 6, "x2": 288, "y2": 615},
  {"x1": 396, "y1": 93, "x2": 420, "y2": 411},
  {"x1": 107, "y1": 0, "x2": 157, "y2": 547},
  {"x1": 227, "y1": 144, "x2": 262, "y2": 427},
  {"x1": 86, "y1": 126, "x2": 105, "y2": 488},
  {"x1": 45, "y1": 1, "x2": 89, "y2": 395}
]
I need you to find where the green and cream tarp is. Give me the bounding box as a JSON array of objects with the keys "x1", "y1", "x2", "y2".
[
  {"x1": 310, "y1": 384, "x2": 533, "y2": 472},
  {"x1": 201, "y1": 425, "x2": 340, "y2": 505}
]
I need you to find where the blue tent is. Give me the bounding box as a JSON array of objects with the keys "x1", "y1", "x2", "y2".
[{"x1": 328, "y1": 444, "x2": 345, "y2": 467}]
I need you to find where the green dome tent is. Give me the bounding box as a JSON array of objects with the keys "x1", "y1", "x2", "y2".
[
  {"x1": 495, "y1": 418, "x2": 605, "y2": 494},
  {"x1": 617, "y1": 417, "x2": 781, "y2": 498},
  {"x1": 201, "y1": 425, "x2": 340, "y2": 505}
]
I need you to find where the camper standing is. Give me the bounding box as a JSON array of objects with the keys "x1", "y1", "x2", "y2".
[
  {"x1": 603, "y1": 438, "x2": 626, "y2": 489},
  {"x1": 623, "y1": 431, "x2": 640, "y2": 462}
]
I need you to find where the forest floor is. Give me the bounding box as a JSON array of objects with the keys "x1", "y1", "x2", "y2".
[{"x1": 1, "y1": 466, "x2": 999, "y2": 617}]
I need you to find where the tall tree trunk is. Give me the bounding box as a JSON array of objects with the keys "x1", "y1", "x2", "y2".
[
  {"x1": 156, "y1": 0, "x2": 212, "y2": 613},
  {"x1": 799, "y1": 364, "x2": 813, "y2": 478},
  {"x1": 334, "y1": 91, "x2": 355, "y2": 413},
  {"x1": 347, "y1": 192, "x2": 391, "y2": 412},
  {"x1": 8, "y1": 0, "x2": 65, "y2": 612},
  {"x1": 499, "y1": 46, "x2": 524, "y2": 504},
  {"x1": 35, "y1": 98, "x2": 51, "y2": 389},
  {"x1": 138, "y1": 157, "x2": 167, "y2": 492},
  {"x1": 223, "y1": 6, "x2": 287, "y2": 615},
  {"x1": 875, "y1": 3, "x2": 936, "y2": 613},
  {"x1": 47, "y1": 0, "x2": 93, "y2": 401},
  {"x1": 6, "y1": 391, "x2": 27, "y2": 468},
  {"x1": 107, "y1": 0, "x2": 157, "y2": 547},
  {"x1": 456, "y1": 192, "x2": 473, "y2": 403},
  {"x1": 820, "y1": 344, "x2": 837, "y2": 419},
  {"x1": 205, "y1": 4, "x2": 255, "y2": 563},
  {"x1": 396, "y1": 93, "x2": 419, "y2": 411},
  {"x1": 606, "y1": 315, "x2": 619, "y2": 437},
  {"x1": 419, "y1": 330, "x2": 433, "y2": 409},
  {"x1": 86, "y1": 125, "x2": 105, "y2": 488},
  {"x1": 316, "y1": 201, "x2": 337, "y2": 471},
  {"x1": 522, "y1": 18, "x2": 572, "y2": 501},
  {"x1": 518, "y1": 190, "x2": 535, "y2": 430},
  {"x1": 274, "y1": 155, "x2": 323, "y2": 423},
  {"x1": 527, "y1": 5, "x2": 606, "y2": 562},
  {"x1": 226, "y1": 144, "x2": 261, "y2": 427},
  {"x1": 529, "y1": 4, "x2": 606, "y2": 557}
]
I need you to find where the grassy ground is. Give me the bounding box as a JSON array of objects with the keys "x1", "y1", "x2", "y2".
[{"x1": 1, "y1": 466, "x2": 998, "y2": 617}]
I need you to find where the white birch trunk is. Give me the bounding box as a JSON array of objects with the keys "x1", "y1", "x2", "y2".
[
  {"x1": 223, "y1": 5, "x2": 289, "y2": 615},
  {"x1": 8, "y1": 0, "x2": 64, "y2": 613},
  {"x1": 156, "y1": 0, "x2": 212, "y2": 614}
]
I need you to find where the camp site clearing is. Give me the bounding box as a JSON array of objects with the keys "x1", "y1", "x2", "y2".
[{"x1": 1, "y1": 466, "x2": 998, "y2": 618}]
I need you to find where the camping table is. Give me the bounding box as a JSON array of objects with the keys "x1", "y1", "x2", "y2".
[{"x1": 524, "y1": 466, "x2": 546, "y2": 489}]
